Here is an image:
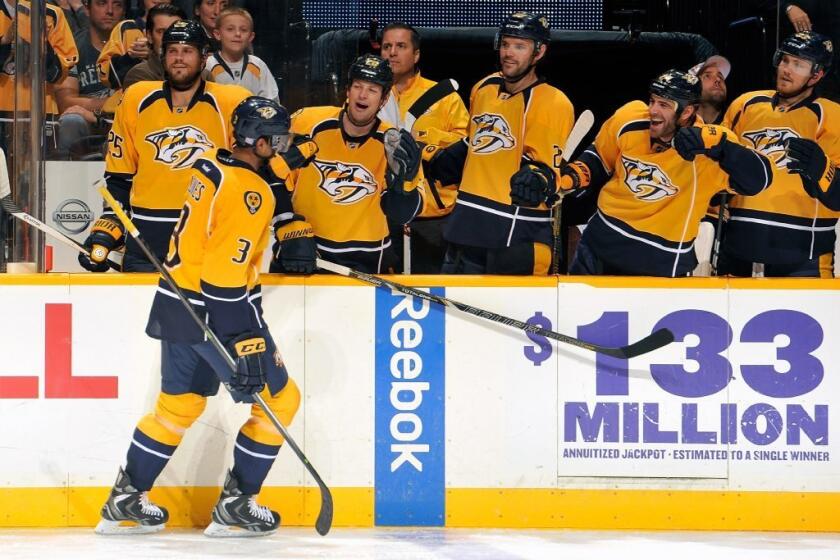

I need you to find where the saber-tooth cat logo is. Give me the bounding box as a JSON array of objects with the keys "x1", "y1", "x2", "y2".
[
  {"x1": 742, "y1": 128, "x2": 798, "y2": 168},
  {"x1": 314, "y1": 160, "x2": 378, "y2": 204},
  {"x1": 145, "y1": 126, "x2": 213, "y2": 170},
  {"x1": 471, "y1": 113, "x2": 515, "y2": 154},
  {"x1": 621, "y1": 156, "x2": 678, "y2": 201}
]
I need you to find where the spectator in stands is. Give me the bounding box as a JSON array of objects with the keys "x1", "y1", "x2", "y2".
[
  {"x1": 205, "y1": 6, "x2": 277, "y2": 101},
  {"x1": 377, "y1": 22, "x2": 469, "y2": 273},
  {"x1": 51, "y1": 0, "x2": 90, "y2": 35},
  {"x1": 718, "y1": 31, "x2": 840, "y2": 277},
  {"x1": 122, "y1": 4, "x2": 185, "y2": 89},
  {"x1": 54, "y1": 0, "x2": 126, "y2": 159},
  {"x1": 193, "y1": 0, "x2": 227, "y2": 51},
  {"x1": 97, "y1": 0, "x2": 171, "y2": 90}
]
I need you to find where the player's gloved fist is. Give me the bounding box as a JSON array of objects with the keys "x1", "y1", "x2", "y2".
[
  {"x1": 510, "y1": 161, "x2": 556, "y2": 207},
  {"x1": 274, "y1": 214, "x2": 316, "y2": 274},
  {"x1": 785, "y1": 138, "x2": 835, "y2": 197},
  {"x1": 280, "y1": 135, "x2": 319, "y2": 170},
  {"x1": 558, "y1": 161, "x2": 592, "y2": 192},
  {"x1": 673, "y1": 125, "x2": 727, "y2": 161},
  {"x1": 390, "y1": 129, "x2": 421, "y2": 181},
  {"x1": 77, "y1": 214, "x2": 124, "y2": 272},
  {"x1": 226, "y1": 332, "x2": 267, "y2": 395}
]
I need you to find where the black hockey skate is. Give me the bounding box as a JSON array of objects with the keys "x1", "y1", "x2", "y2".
[
  {"x1": 94, "y1": 467, "x2": 169, "y2": 535},
  {"x1": 204, "y1": 470, "x2": 280, "y2": 537}
]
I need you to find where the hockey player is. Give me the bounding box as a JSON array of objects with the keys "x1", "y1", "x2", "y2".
[
  {"x1": 424, "y1": 11, "x2": 574, "y2": 274},
  {"x1": 718, "y1": 31, "x2": 840, "y2": 277},
  {"x1": 79, "y1": 19, "x2": 249, "y2": 272},
  {"x1": 564, "y1": 69, "x2": 772, "y2": 277},
  {"x1": 271, "y1": 53, "x2": 424, "y2": 274},
  {"x1": 96, "y1": 96, "x2": 300, "y2": 537},
  {"x1": 378, "y1": 22, "x2": 469, "y2": 273}
]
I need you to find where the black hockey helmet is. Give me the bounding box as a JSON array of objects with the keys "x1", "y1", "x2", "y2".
[
  {"x1": 649, "y1": 69, "x2": 702, "y2": 112},
  {"x1": 162, "y1": 19, "x2": 208, "y2": 53},
  {"x1": 773, "y1": 31, "x2": 834, "y2": 74},
  {"x1": 494, "y1": 11, "x2": 551, "y2": 50},
  {"x1": 232, "y1": 96, "x2": 291, "y2": 152},
  {"x1": 347, "y1": 54, "x2": 393, "y2": 91}
]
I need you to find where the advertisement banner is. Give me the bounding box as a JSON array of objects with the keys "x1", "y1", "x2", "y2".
[{"x1": 374, "y1": 287, "x2": 446, "y2": 526}]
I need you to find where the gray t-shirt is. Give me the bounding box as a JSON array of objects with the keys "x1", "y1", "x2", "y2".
[{"x1": 67, "y1": 29, "x2": 109, "y2": 98}]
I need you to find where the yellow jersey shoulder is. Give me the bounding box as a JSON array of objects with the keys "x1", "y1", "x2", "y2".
[
  {"x1": 204, "y1": 81, "x2": 252, "y2": 112},
  {"x1": 291, "y1": 106, "x2": 342, "y2": 135}
]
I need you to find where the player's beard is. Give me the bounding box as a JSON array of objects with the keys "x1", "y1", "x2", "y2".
[{"x1": 168, "y1": 67, "x2": 203, "y2": 91}]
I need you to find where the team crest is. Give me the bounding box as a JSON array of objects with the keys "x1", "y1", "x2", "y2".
[
  {"x1": 314, "y1": 159, "x2": 378, "y2": 204},
  {"x1": 256, "y1": 106, "x2": 277, "y2": 119},
  {"x1": 621, "y1": 156, "x2": 678, "y2": 201},
  {"x1": 244, "y1": 191, "x2": 262, "y2": 214},
  {"x1": 471, "y1": 113, "x2": 516, "y2": 154},
  {"x1": 145, "y1": 125, "x2": 213, "y2": 170},
  {"x1": 742, "y1": 128, "x2": 799, "y2": 168},
  {"x1": 187, "y1": 177, "x2": 204, "y2": 201}
]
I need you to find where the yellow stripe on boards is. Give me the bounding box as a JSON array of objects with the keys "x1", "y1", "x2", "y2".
[{"x1": 2, "y1": 487, "x2": 839, "y2": 530}]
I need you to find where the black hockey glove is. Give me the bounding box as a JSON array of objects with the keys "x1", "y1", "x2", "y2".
[
  {"x1": 786, "y1": 138, "x2": 835, "y2": 198},
  {"x1": 78, "y1": 214, "x2": 124, "y2": 272},
  {"x1": 273, "y1": 214, "x2": 316, "y2": 274},
  {"x1": 673, "y1": 125, "x2": 727, "y2": 161},
  {"x1": 280, "y1": 135, "x2": 319, "y2": 170},
  {"x1": 385, "y1": 129, "x2": 421, "y2": 195},
  {"x1": 510, "y1": 161, "x2": 556, "y2": 207},
  {"x1": 226, "y1": 333, "x2": 267, "y2": 395}
]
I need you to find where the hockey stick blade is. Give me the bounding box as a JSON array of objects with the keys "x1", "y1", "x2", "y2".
[
  {"x1": 0, "y1": 195, "x2": 121, "y2": 270},
  {"x1": 561, "y1": 109, "x2": 595, "y2": 161},
  {"x1": 316, "y1": 258, "x2": 674, "y2": 359},
  {"x1": 403, "y1": 78, "x2": 458, "y2": 132},
  {"x1": 99, "y1": 184, "x2": 333, "y2": 535}
]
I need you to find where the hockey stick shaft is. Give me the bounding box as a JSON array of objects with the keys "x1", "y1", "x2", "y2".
[
  {"x1": 316, "y1": 258, "x2": 673, "y2": 359},
  {"x1": 710, "y1": 192, "x2": 728, "y2": 275},
  {"x1": 99, "y1": 185, "x2": 333, "y2": 536},
  {"x1": 0, "y1": 195, "x2": 121, "y2": 270},
  {"x1": 552, "y1": 110, "x2": 595, "y2": 274}
]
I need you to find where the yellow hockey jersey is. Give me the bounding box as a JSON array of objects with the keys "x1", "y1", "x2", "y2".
[
  {"x1": 721, "y1": 91, "x2": 840, "y2": 264},
  {"x1": 274, "y1": 105, "x2": 426, "y2": 273},
  {"x1": 0, "y1": 2, "x2": 78, "y2": 114},
  {"x1": 96, "y1": 18, "x2": 144, "y2": 89},
  {"x1": 104, "y1": 79, "x2": 251, "y2": 260},
  {"x1": 379, "y1": 72, "x2": 469, "y2": 216},
  {"x1": 579, "y1": 101, "x2": 769, "y2": 276},
  {"x1": 146, "y1": 148, "x2": 273, "y2": 343},
  {"x1": 444, "y1": 73, "x2": 574, "y2": 249}
]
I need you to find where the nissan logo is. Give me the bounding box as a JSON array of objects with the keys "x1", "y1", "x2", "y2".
[{"x1": 53, "y1": 199, "x2": 93, "y2": 234}]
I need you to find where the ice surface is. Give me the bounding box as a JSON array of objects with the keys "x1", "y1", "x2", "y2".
[{"x1": 1, "y1": 528, "x2": 839, "y2": 560}]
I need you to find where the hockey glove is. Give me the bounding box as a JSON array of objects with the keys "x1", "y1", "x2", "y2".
[
  {"x1": 384, "y1": 129, "x2": 422, "y2": 195},
  {"x1": 558, "y1": 161, "x2": 592, "y2": 192},
  {"x1": 786, "y1": 138, "x2": 836, "y2": 198},
  {"x1": 510, "y1": 161, "x2": 556, "y2": 207},
  {"x1": 280, "y1": 135, "x2": 319, "y2": 170},
  {"x1": 273, "y1": 214, "x2": 316, "y2": 274},
  {"x1": 226, "y1": 332, "x2": 267, "y2": 395},
  {"x1": 673, "y1": 125, "x2": 727, "y2": 161},
  {"x1": 78, "y1": 214, "x2": 124, "y2": 272}
]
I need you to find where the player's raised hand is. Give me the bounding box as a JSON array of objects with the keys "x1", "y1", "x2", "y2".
[
  {"x1": 673, "y1": 125, "x2": 726, "y2": 161},
  {"x1": 786, "y1": 137, "x2": 834, "y2": 197}
]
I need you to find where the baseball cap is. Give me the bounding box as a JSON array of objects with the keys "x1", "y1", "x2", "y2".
[{"x1": 689, "y1": 55, "x2": 731, "y2": 80}]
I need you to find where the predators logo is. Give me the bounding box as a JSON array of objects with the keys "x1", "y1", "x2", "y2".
[
  {"x1": 314, "y1": 159, "x2": 378, "y2": 204},
  {"x1": 145, "y1": 126, "x2": 214, "y2": 170},
  {"x1": 742, "y1": 128, "x2": 799, "y2": 168},
  {"x1": 621, "y1": 156, "x2": 678, "y2": 201},
  {"x1": 470, "y1": 113, "x2": 516, "y2": 154}
]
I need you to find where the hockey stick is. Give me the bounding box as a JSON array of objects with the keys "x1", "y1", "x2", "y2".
[
  {"x1": 710, "y1": 193, "x2": 728, "y2": 275},
  {"x1": 552, "y1": 110, "x2": 595, "y2": 274},
  {"x1": 316, "y1": 258, "x2": 673, "y2": 359},
  {"x1": 0, "y1": 195, "x2": 122, "y2": 270},
  {"x1": 403, "y1": 78, "x2": 458, "y2": 132},
  {"x1": 99, "y1": 184, "x2": 333, "y2": 536}
]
